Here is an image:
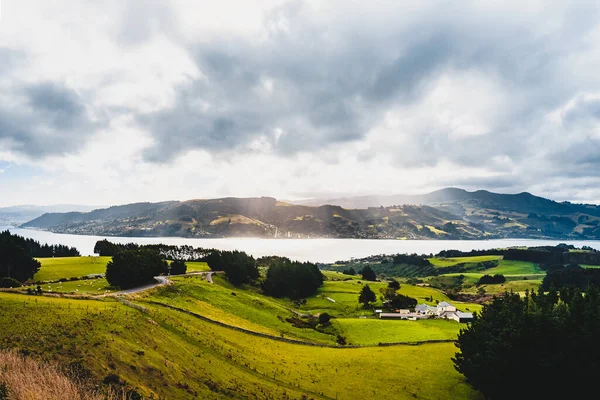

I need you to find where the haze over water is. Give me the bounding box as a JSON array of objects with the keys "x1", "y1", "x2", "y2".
[{"x1": 6, "y1": 227, "x2": 600, "y2": 263}]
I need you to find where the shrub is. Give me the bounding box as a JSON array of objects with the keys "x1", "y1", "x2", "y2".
[
  {"x1": 318, "y1": 313, "x2": 331, "y2": 325},
  {"x1": 0, "y1": 277, "x2": 21, "y2": 288}
]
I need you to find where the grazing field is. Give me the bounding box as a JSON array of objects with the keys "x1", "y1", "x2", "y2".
[
  {"x1": 462, "y1": 279, "x2": 544, "y2": 295},
  {"x1": 27, "y1": 277, "x2": 113, "y2": 294},
  {"x1": 147, "y1": 275, "x2": 337, "y2": 344},
  {"x1": 185, "y1": 261, "x2": 211, "y2": 272},
  {"x1": 480, "y1": 260, "x2": 542, "y2": 275},
  {"x1": 334, "y1": 318, "x2": 463, "y2": 345},
  {"x1": 34, "y1": 256, "x2": 111, "y2": 281},
  {"x1": 428, "y1": 255, "x2": 502, "y2": 267},
  {"x1": 0, "y1": 291, "x2": 481, "y2": 400}
]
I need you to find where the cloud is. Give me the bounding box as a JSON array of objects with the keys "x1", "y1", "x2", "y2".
[
  {"x1": 2, "y1": 0, "x2": 600, "y2": 204},
  {"x1": 0, "y1": 81, "x2": 99, "y2": 157}
]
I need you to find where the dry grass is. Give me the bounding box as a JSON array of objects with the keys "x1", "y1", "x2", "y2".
[{"x1": 0, "y1": 350, "x2": 121, "y2": 400}]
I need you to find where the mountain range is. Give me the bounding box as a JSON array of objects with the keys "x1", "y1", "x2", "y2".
[{"x1": 18, "y1": 188, "x2": 600, "y2": 240}]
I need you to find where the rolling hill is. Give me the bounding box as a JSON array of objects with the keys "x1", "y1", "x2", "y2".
[{"x1": 20, "y1": 189, "x2": 600, "y2": 239}]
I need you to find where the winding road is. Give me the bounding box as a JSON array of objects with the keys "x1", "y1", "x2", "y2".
[{"x1": 112, "y1": 271, "x2": 219, "y2": 295}]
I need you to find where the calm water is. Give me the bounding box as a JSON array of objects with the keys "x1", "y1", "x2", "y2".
[{"x1": 5, "y1": 226, "x2": 600, "y2": 263}]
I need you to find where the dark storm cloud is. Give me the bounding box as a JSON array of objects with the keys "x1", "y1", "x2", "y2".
[
  {"x1": 0, "y1": 80, "x2": 99, "y2": 157},
  {"x1": 135, "y1": 0, "x2": 600, "y2": 170}
]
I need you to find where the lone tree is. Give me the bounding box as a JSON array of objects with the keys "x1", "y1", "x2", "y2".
[
  {"x1": 318, "y1": 313, "x2": 331, "y2": 326},
  {"x1": 170, "y1": 259, "x2": 187, "y2": 275},
  {"x1": 358, "y1": 284, "x2": 376, "y2": 307},
  {"x1": 361, "y1": 266, "x2": 377, "y2": 281},
  {"x1": 105, "y1": 249, "x2": 168, "y2": 289}
]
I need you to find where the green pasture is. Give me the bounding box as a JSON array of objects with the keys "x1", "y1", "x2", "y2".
[
  {"x1": 0, "y1": 291, "x2": 481, "y2": 399},
  {"x1": 428, "y1": 255, "x2": 502, "y2": 267},
  {"x1": 334, "y1": 318, "x2": 463, "y2": 345},
  {"x1": 25, "y1": 277, "x2": 113, "y2": 294},
  {"x1": 34, "y1": 256, "x2": 111, "y2": 281},
  {"x1": 480, "y1": 260, "x2": 542, "y2": 275}
]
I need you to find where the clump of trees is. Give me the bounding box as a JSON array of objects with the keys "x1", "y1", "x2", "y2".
[
  {"x1": 0, "y1": 231, "x2": 41, "y2": 282},
  {"x1": 541, "y1": 264, "x2": 600, "y2": 291},
  {"x1": 169, "y1": 260, "x2": 187, "y2": 275},
  {"x1": 476, "y1": 274, "x2": 506, "y2": 285},
  {"x1": 358, "y1": 284, "x2": 376, "y2": 307},
  {"x1": 204, "y1": 250, "x2": 258, "y2": 286},
  {"x1": 105, "y1": 249, "x2": 168, "y2": 289},
  {"x1": 392, "y1": 254, "x2": 432, "y2": 267},
  {"x1": 454, "y1": 288, "x2": 600, "y2": 399},
  {"x1": 262, "y1": 259, "x2": 324, "y2": 299},
  {"x1": 342, "y1": 267, "x2": 356, "y2": 276},
  {"x1": 360, "y1": 266, "x2": 377, "y2": 281},
  {"x1": 380, "y1": 280, "x2": 417, "y2": 309}
]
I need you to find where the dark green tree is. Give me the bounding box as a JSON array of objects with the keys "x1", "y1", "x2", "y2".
[
  {"x1": 318, "y1": 313, "x2": 331, "y2": 325},
  {"x1": 0, "y1": 231, "x2": 41, "y2": 282},
  {"x1": 105, "y1": 249, "x2": 168, "y2": 289},
  {"x1": 342, "y1": 267, "x2": 356, "y2": 275},
  {"x1": 170, "y1": 260, "x2": 187, "y2": 275},
  {"x1": 453, "y1": 288, "x2": 600, "y2": 399},
  {"x1": 204, "y1": 250, "x2": 258, "y2": 286},
  {"x1": 262, "y1": 259, "x2": 324, "y2": 299},
  {"x1": 387, "y1": 280, "x2": 401, "y2": 290},
  {"x1": 0, "y1": 277, "x2": 21, "y2": 288},
  {"x1": 361, "y1": 266, "x2": 377, "y2": 281},
  {"x1": 358, "y1": 284, "x2": 376, "y2": 307}
]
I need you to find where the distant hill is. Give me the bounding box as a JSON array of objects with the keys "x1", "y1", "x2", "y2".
[
  {"x1": 0, "y1": 204, "x2": 99, "y2": 226},
  {"x1": 19, "y1": 189, "x2": 600, "y2": 240},
  {"x1": 294, "y1": 187, "x2": 599, "y2": 215}
]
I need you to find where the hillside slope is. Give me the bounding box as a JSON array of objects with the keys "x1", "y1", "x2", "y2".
[{"x1": 21, "y1": 189, "x2": 600, "y2": 239}]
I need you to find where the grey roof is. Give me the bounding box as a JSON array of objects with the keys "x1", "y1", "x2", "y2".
[
  {"x1": 457, "y1": 312, "x2": 474, "y2": 318},
  {"x1": 415, "y1": 304, "x2": 428, "y2": 311},
  {"x1": 438, "y1": 301, "x2": 453, "y2": 307}
]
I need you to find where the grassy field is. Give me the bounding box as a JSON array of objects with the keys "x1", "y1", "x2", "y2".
[
  {"x1": 428, "y1": 255, "x2": 502, "y2": 267},
  {"x1": 186, "y1": 261, "x2": 211, "y2": 272},
  {"x1": 0, "y1": 292, "x2": 481, "y2": 399},
  {"x1": 146, "y1": 275, "x2": 337, "y2": 344},
  {"x1": 334, "y1": 318, "x2": 463, "y2": 345},
  {"x1": 480, "y1": 260, "x2": 542, "y2": 275},
  {"x1": 26, "y1": 277, "x2": 113, "y2": 294},
  {"x1": 34, "y1": 256, "x2": 111, "y2": 281}
]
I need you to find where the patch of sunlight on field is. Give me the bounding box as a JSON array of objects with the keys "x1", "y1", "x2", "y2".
[
  {"x1": 334, "y1": 318, "x2": 463, "y2": 345},
  {"x1": 35, "y1": 256, "x2": 111, "y2": 281},
  {"x1": 428, "y1": 255, "x2": 502, "y2": 267}
]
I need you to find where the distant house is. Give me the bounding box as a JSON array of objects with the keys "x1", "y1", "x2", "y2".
[
  {"x1": 437, "y1": 301, "x2": 457, "y2": 313},
  {"x1": 414, "y1": 301, "x2": 473, "y2": 323},
  {"x1": 452, "y1": 311, "x2": 474, "y2": 323}
]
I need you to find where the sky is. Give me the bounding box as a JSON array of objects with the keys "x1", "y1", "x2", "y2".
[{"x1": 1, "y1": 0, "x2": 600, "y2": 207}]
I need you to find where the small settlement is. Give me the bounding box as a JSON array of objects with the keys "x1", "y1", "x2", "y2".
[{"x1": 377, "y1": 301, "x2": 474, "y2": 323}]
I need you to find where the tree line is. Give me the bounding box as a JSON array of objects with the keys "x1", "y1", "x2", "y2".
[{"x1": 454, "y1": 287, "x2": 600, "y2": 399}]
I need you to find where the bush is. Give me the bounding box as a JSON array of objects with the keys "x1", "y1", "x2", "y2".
[
  {"x1": 360, "y1": 266, "x2": 377, "y2": 281},
  {"x1": 318, "y1": 313, "x2": 331, "y2": 325},
  {"x1": 0, "y1": 277, "x2": 21, "y2": 288},
  {"x1": 170, "y1": 260, "x2": 187, "y2": 275},
  {"x1": 477, "y1": 274, "x2": 506, "y2": 285}
]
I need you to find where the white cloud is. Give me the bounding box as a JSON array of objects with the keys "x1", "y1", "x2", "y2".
[{"x1": 1, "y1": 0, "x2": 600, "y2": 206}]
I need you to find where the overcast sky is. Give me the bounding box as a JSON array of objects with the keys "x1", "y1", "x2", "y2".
[{"x1": 1, "y1": 0, "x2": 600, "y2": 207}]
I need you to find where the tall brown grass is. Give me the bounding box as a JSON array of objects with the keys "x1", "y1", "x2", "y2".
[{"x1": 0, "y1": 350, "x2": 123, "y2": 400}]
